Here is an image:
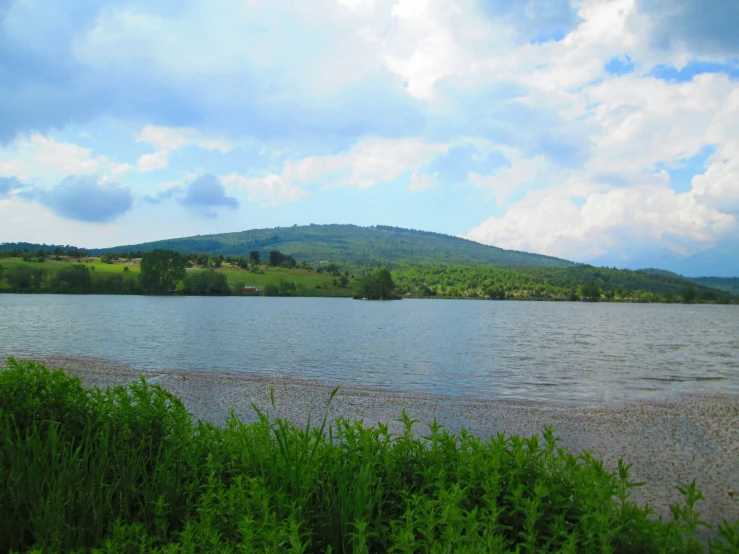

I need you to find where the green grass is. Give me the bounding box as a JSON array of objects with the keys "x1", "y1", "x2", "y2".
[{"x1": 1, "y1": 359, "x2": 737, "y2": 553}]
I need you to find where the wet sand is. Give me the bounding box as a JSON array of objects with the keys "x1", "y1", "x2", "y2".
[{"x1": 4, "y1": 354, "x2": 738, "y2": 528}]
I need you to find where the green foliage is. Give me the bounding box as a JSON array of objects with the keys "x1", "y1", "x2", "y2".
[
  {"x1": 1, "y1": 359, "x2": 736, "y2": 553},
  {"x1": 269, "y1": 250, "x2": 297, "y2": 268},
  {"x1": 50, "y1": 264, "x2": 93, "y2": 293},
  {"x1": 5, "y1": 264, "x2": 45, "y2": 291},
  {"x1": 579, "y1": 283, "x2": 601, "y2": 300},
  {"x1": 392, "y1": 265, "x2": 735, "y2": 303},
  {"x1": 359, "y1": 269, "x2": 396, "y2": 300},
  {"x1": 279, "y1": 278, "x2": 297, "y2": 296},
  {"x1": 139, "y1": 249, "x2": 187, "y2": 295},
  {"x1": 682, "y1": 286, "x2": 698, "y2": 303},
  {"x1": 182, "y1": 269, "x2": 231, "y2": 296}
]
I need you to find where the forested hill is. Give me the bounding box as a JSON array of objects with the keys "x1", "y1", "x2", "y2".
[{"x1": 87, "y1": 224, "x2": 575, "y2": 268}]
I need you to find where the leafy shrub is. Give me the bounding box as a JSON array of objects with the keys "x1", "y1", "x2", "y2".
[{"x1": 1, "y1": 358, "x2": 737, "y2": 553}]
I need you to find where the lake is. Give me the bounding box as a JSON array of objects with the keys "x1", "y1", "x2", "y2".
[{"x1": 1, "y1": 295, "x2": 737, "y2": 404}]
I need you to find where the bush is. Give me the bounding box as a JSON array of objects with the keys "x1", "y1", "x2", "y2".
[{"x1": 1, "y1": 359, "x2": 737, "y2": 553}]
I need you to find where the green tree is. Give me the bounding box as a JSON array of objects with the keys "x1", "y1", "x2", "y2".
[
  {"x1": 268, "y1": 250, "x2": 296, "y2": 267},
  {"x1": 182, "y1": 269, "x2": 230, "y2": 296},
  {"x1": 0, "y1": 264, "x2": 4, "y2": 284},
  {"x1": 139, "y1": 249, "x2": 186, "y2": 294},
  {"x1": 681, "y1": 286, "x2": 697, "y2": 303},
  {"x1": 359, "y1": 269, "x2": 395, "y2": 300},
  {"x1": 51, "y1": 265, "x2": 92, "y2": 293},
  {"x1": 278, "y1": 279, "x2": 296, "y2": 296},
  {"x1": 249, "y1": 250, "x2": 261, "y2": 264},
  {"x1": 579, "y1": 284, "x2": 601, "y2": 301},
  {"x1": 6, "y1": 265, "x2": 45, "y2": 291}
]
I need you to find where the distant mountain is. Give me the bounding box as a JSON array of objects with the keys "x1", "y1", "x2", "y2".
[{"x1": 88, "y1": 224, "x2": 575, "y2": 268}]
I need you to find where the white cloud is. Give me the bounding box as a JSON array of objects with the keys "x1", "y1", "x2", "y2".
[
  {"x1": 0, "y1": 134, "x2": 130, "y2": 182},
  {"x1": 221, "y1": 172, "x2": 310, "y2": 206},
  {"x1": 136, "y1": 125, "x2": 233, "y2": 172},
  {"x1": 690, "y1": 145, "x2": 739, "y2": 214},
  {"x1": 137, "y1": 151, "x2": 169, "y2": 172},
  {"x1": 468, "y1": 153, "x2": 554, "y2": 204},
  {"x1": 467, "y1": 181, "x2": 736, "y2": 260},
  {"x1": 277, "y1": 137, "x2": 447, "y2": 190},
  {"x1": 407, "y1": 171, "x2": 439, "y2": 191}
]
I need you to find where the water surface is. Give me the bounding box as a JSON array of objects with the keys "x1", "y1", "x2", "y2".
[{"x1": 1, "y1": 295, "x2": 737, "y2": 404}]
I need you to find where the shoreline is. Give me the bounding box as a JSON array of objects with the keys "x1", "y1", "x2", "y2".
[{"x1": 3, "y1": 353, "x2": 738, "y2": 529}]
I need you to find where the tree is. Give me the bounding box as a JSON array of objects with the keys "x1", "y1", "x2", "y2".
[
  {"x1": 268, "y1": 250, "x2": 296, "y2": 268},
  {"x1": 358, "y1": 269, "x2": 395, "y2": 300},
  {"x1": 682, "y1": 286, "x2": 697, "y2": 303},
  {"x1": 139, "y1": 249, "x2": 186, "y2": 294},
  {"x1": 249, "y1": 250, "x2": 261, "y2": 264},
  {"x1": 183, "y1": 269, "x2": 230, "y2": 296},
  {"x1": 0, "y1": 264, "x2": 3, "y2": 284},
  {"x1": 278, "y1": 279, "x2": 296, "y2": 296},
  {"x1": 6, "y1": 265, "x2": 45, "y2": 291},
  {"x1": 579, "y1": 284, "x2": 601, "y2": 301},
  {"x1": 51, "y1": 265, "x2": 92, "y2": 293}
]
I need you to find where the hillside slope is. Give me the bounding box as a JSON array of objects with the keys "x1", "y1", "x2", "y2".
[{"x1": 88, "y1": 224, "x2": 574, "y2": 268}]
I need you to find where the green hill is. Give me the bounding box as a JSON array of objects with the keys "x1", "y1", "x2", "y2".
[{"x1": 88, "y1": 224, "x2": 574, "y2": 268}]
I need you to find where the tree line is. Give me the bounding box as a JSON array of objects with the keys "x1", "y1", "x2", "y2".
[
  {"x1": 391, "y1": 265, "x2": 734, "y2": 303},
  {"x1": 1, "y1": 248, "x2": 735, "y2": 302}
]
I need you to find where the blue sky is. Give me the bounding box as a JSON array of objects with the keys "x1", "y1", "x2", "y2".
[{"x1": 1, "y1": 0, "x2": 738, "y2": 275}]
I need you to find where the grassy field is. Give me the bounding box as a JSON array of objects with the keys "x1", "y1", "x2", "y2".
[
  {"x1": 2, "y1": 358, "x2": 737, "y2": 553},
  {"x1": 0, "y1": 257, "x2": 358, "y2": 297}
]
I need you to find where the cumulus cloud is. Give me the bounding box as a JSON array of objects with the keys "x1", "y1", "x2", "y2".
[
  {"x1": 144, "y1": 174, "x2": 240, "y2": 216},
  {"x1": 407, "y1": 171, "x2": 439, "y2": 192},
  {"x1": 37, "y1": 175, "x2": 134, "y2": 223},
  {"x1": 0, "y1": 134, "x2": 133, "y2": 182},
  {"x1": 261, "y1": 138, "x2": 447, "y2": 192},
  {"x1": 136, "y1": 125, "x2": 233, "y2": 171},
  {"x1": 221, "y1": 173, "x2": 310, "y2": 206},
  {"x1": 0, "y1": 0, "x2": 426, "y2": 144},
  {"x1": 466, "y1": 178, "x2": 736, "y2": 261},
  {"x1": 180, "y1": 174, "x2": 238, "y2": 213}
]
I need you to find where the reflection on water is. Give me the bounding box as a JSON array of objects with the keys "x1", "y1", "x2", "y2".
[{"x1": 1, "y1": 295, "x2": 737, "y2": 404}]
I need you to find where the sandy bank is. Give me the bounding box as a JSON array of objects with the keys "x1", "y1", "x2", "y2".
[{"x1": 4, "y1": 354, "x2": 738, "y2": 529}]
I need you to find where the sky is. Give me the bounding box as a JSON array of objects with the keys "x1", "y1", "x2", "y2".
[{"x1": 1, "y1": 0, "x2": 738, "y2": 276}]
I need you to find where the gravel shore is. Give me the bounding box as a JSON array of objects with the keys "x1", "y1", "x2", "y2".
[{"x1": 5, "y1": 354, "x2": 739, "y2": 529}]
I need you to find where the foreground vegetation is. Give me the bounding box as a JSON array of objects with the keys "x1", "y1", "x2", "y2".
[{"x1": 2, "y1": 358, "x2": 737, "y2": 553}]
